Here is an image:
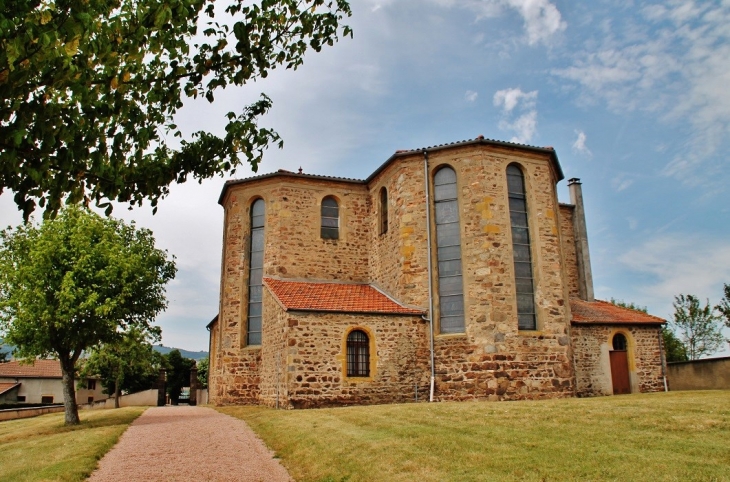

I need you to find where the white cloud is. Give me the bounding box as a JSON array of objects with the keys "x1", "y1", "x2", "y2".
[
  {"x1": 618, "y1": 235, "x2": 730, "y2": 316},
  {"x1": 465, "y1": 90, "x2": 478, "y2": 102},
  {"x1": 504, "y1": 0, "x2": 566, "y2": 46},
  {"x1": 553, "y1": 1, "x2": 730, "y2": 185},
  {"x1": 494, "y1": 88, "x2": 538, "y2": 143},
  {"x1": 611, "y1": 175, "x2": 633, "y2": 192},
  {"x1": 493, "y1": 87, "x2": 537, "y2": 113},
  {"x1": 572, "y1": 130, "x2": 592, "y2": 157}
]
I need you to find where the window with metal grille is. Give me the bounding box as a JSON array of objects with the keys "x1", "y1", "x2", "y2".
[
  {"x1": 507, "y1": 164, "x2": 537, "y2": 330},
  {"x1": 247, "y1": 199, "x2": 265, "y2": 345},
  {"x1": 321, "y1": 196, "x2": 339, "y2": 239},
  {"x1": 379, "y1": 187, "x2": 388, "y2": 235},
  {"x1": 346, "y1": 330, "x2": 370, "y2": 377},
  {"x1": 434, "y1": 166, "x2": 465, "y2": 333},
  {"x1": 612, "y1": 333, "x2": 627, "y2": 350},
  {"x1": 41, "y1": 396, "x2": 53, "y2": 404}
]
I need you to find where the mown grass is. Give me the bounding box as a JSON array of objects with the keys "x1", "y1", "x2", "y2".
[
  {"x1": 0, "y1": 407, "x2": 145, "y2": 482},
  {"x1": 219, "y1": 391, "x2": 730, "y2": 482}
]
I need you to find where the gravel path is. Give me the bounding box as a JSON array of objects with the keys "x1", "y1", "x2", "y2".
[{"x1": 88, "y1": 406, "x2": 293, "y2": 482}]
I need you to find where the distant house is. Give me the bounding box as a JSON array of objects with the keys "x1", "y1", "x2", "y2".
[{"x1": 0, "y1": 359, "x2": 104, "y2": 405}]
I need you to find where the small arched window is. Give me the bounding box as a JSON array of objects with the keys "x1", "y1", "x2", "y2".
[
  {"x1": 612, "y1": 333, "x2": 628, "y2": 351},
  {"x1": 321, "y1": 196, "x2": 339, "y2": 239},
  {"x1": 507, "y1": 164, "x2": 536, "y2": 331},
  {"x1": 346, "y1": 330, "x2": 370, "y2": 377},
  {"x1": 379, "y1": 187, "x2": 388, "y2": 235},
  {"x1": 247, "y1": 199, "x2": 265, "y2": 345}
]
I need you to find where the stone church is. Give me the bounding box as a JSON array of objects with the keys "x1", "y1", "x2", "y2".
[{"x1": 207, "y1": 136, "x2": 667, "y2": 408}]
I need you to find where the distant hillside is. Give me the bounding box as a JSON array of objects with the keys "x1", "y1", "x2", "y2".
[
  {"x1": 1, "y1": 339, "x2": 207, "y2": 361},
  {"x1": 153, "y1": 345, "x2": 208, "y2": 360}
]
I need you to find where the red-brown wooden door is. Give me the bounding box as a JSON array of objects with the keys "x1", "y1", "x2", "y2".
[{"x1": 610, "y1": 350, "x2": 630, "y2": 394}]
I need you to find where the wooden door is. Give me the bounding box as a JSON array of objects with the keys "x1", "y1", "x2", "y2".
[{"x1": 610, "y1": 350, "x2": 630, "y2": 395}]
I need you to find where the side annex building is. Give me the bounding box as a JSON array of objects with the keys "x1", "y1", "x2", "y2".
[{"x1": 207, "y1": 136, "x2": 666, "y2": 408}]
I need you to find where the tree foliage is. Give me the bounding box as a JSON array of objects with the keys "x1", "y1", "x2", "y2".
[
  {"x1": 1, "y1": 0, "x2": 352, "y2": 219},
  {"x1": 196, "y1": 356, "x2": 208, "y2": 389},
  {"x1": 164, "y1": 348, "x2": 195, "y2": 404},
  {"x1": 671, "y1": 294, "x2": 725, "y2": 361},
  {"x1": 80, "y1": 326, "x2": 164, "y2": 408},
  {"x1": 609, "y1": 298, "x2": 648, "y2": 313},
  {"x1": 0, "y1": 206, "x2": 176, "y2": 424},
  {"x1": 716, "y1": 283, "x2": 730, "y2": 328},
  {"x1": 661, "y1": 326, "x2": 689, "y2": 363}
]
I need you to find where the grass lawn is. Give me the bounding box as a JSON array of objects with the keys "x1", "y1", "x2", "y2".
[
  {"x1": 0, "y1": 407, "x2": 145, "y2": 482},
  {"x1": 219, "y1": 391, "x2": 730, "y2": 482}
]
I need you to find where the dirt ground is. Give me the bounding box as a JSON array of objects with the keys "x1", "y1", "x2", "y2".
[{"x1": 88, "y1": 405, "x2": 293, "y2": 482}]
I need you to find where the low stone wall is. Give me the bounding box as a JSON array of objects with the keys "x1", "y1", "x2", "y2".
[
  {"x1": 667, "y1": 357, "x2": 730, "y2": 391},
  {"x1": 0, "y1": 405, "x2": 64, "y2": 422},
  {"x1": 81, "y1": 389, "x2": 159, "y2": 410}
]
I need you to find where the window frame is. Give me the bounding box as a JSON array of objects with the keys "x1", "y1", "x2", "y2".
[
  {"x1": 321, "y1": 196, "x2": 340, "y2": 240},
  {"x1": 247, "y1": 198, "x2": 265, "y2": 346},
  {"x1": 507, "y1": 163, "x2": 537, "y2": 331},
  {"x1": 346, "y1": 330, "x2": 370, "y2": 377},
  {"x1": 379, "y1": 187, "x2": 388, "y2": 235},
  {"x1": 433, "y1": 165, "x2": 465, "y2": 334}
]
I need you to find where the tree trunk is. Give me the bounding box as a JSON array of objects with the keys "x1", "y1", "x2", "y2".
[
  {"x1": 59, "y1": 358, "x2": 80, "y2": 425},
  {"x1": 114, "y1": 379, "x2": 121, "y2": 409}
]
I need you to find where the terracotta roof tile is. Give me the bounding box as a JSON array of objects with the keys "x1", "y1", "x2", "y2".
[
  {"x1": 0, "y1": 382, "x2": 21, "y2": 395},
  {"x1": 570, "y1": 299, "x2": 665, "y2": 325},
  {"x1": 263, "y1": 278, "x2": 425, "y2": 315},
  {"x1": 0, "y1": 359, "x2": 63, "y2": 378}
]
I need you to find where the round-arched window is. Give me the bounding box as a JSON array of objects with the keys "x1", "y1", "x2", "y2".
[
  {"x1": 346, "y1": 330, "x2": 370, "y2": 377},
  {"x1": 612, "y1": 333, "x2": 628, "y2": 351}
]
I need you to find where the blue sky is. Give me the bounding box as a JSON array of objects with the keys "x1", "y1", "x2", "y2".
[{"x1": 2, "y1": 0, "x2": 729, "y2": 353}]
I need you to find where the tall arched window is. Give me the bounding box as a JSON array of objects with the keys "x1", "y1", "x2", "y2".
[
  {"x1": 379, "y1": 187, "x2": 388, "y2": 235},
  {"x1": 347, "y1": 330, "x2": 370, "y2": 377},
  {"x1": 321, "y1": 196, "x2": 339, "y2": 239},
  {"x1": 507, "y1": 164, "x2": 536, "y2": 330},
  {"x1": 434, "y1": 166, "x2": 465, "y2": 333},
  {"x1": 247, "y1": 199, "x2": 265, "y2": 345}
]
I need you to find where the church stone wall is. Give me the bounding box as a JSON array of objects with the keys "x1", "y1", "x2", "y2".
[
  {"x1": 571, "y1": 324, "x2": 664, "y2": 397},
  {"x1": 284, "y1": 311, "x2": 430, "y2": 408}
]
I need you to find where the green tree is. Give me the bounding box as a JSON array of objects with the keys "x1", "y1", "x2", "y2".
[
  {"x1": 671, "y1": 294, "x2": 725, "y2": 360},
  {"x1": 609, "y1": 298, "x2": 648, "y2": 313},
  {"x1": 196, "y1": 356, "x2": 209, "y2": 389},
  {"x1": 80, "y1": 326, "x2": 164, "y2": 408},
  {"x1": 1, "y1": 0, "x2": 352, "y2": 219},
  {"x1": 661, "y1": 327, "x2": 689, "y2": 363},
  {"x1": 0, "y1": 350, "x2": 7, "y2": 363},
  {"x1": 716, "y1": 283, "x2": 730, "y2": 328},
  {"x1": 164, "y1": 349, "x2": 195, "y2": 404},
  {"x1": 0, "y1": 206, "x2": 176, "y2": 424}
]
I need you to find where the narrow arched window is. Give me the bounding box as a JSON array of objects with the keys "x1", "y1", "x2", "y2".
[
  {"x1": 612, "y1": 333, "x2": 627, "y2": 351},
  {"x1": 247, "y1": 199, "x2": 265, "y2": 345},
  {"x1": 321, "y1": 196, "x2": 339, "y2": 239},
  {"x1": 347, "y1": 330, "x2": 370, "y2": 377},
  {"x1": 379, "y1": 187, "x2": 388, "y2": 235},
  {"x1": 507, "y1": 164, "x2": 536, "y2": 330},
  {"x1": 434, "y1": 166, "x2": 465, "y2": 333}
]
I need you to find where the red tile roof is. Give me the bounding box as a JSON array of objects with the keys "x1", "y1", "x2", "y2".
[
  {"x1": 263, "y1": 278, "x2": 425, "y2": 315},
  {"x1": 0, "y1": 382, "x2": 21, "y2": 395},
  {"x1": 0, "y1": 359, "x2": 63, "y2": 378},
  {"x1": 571, "y1": 299, "x2": 665, "y2": 325}
]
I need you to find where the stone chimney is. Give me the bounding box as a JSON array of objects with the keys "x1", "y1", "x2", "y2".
[{"x1": 568, "y1": 178, "x2": 594, "y2": 301}]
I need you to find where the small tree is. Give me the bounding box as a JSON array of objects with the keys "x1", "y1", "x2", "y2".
[
  {"x1": 80, "y1": 326, "x2": 164, "y2": 408},
  {"x1": 164, "y1": 349, "x2": 195, "y2": 405},
  {"x1": 0, "y1": 206, "x2": 176, "y2": 424},
  {"x1": 716, "y1": 283, "x2": 730, "y2": 328},
  {"x1": 661, "y1": 327, "x2": 689, "y2": 363},
  {"x1": 609, "y1": 298, "x2": 648, "y2": 313},
  {"x1": 671, "y1": 294, "x2": 725, "y2": 360},
  {"x1": 197, "y1": 357, "x2": 209, "y2": 389}
]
